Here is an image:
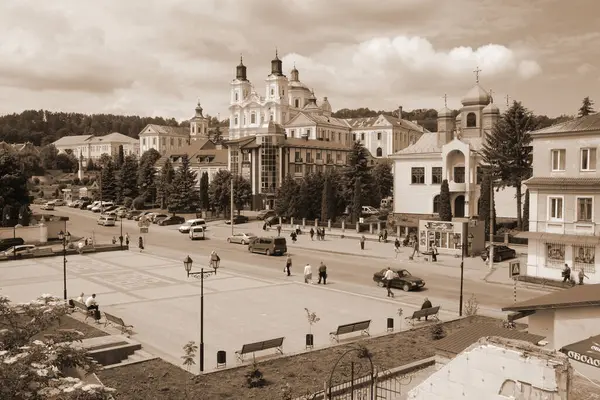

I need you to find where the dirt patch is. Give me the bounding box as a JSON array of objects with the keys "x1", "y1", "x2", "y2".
[
  {"x1": 98, "y1": 316, "x2": 495, "y2": 399},
  {"x1": 36, "y1": 314, "x2": 109, "y2": 340}
]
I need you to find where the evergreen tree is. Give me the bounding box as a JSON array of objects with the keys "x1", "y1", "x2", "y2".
[
  {"x1": 352, "y1": 176, "x2": 362, "y2": 223},
  {"x1": 199, "y1": 172, "x2": 210, "y2": 210},
  {"x1": 156, "y1": 158, "x2": 175, "y2": 210},
  {"x1": 481, "y1": 101, "x2": 536, "y2": 230},
  {"x1": 275, "y1": 174, "x2": 300, "y2": 217},
  {"x1": 86, "y1": 158, "x2": 95, "y2": 171},
  {"x1": 578, "y1": 96, "x2": 595, "y2": 117},
  {"x1": 299, "y1": 172, "x2": 324, "y2": 220},
  {"x1": 208, "y1": 170, "x2": 231, "y2": 214},
  {"x1": 320, "y1": 173, "x2": 336, "y2": 222},
  {"x1": 18, "y1": 204, "x2": 31, "y2": 226},
  {"x1": 100, "y1": 161, "x2": 117, "y2": 201},
  {"x1": 232, "y1": 175, "x2": 252, "y2": 214},
  {"x1": 168, "y1": 155, "x2": 200, "y2": 212},
  {"x1": 439, "y1": 179, "x2": 452, "y2": 221},
  {"x1": 344, "y1": 141, "x2": 373, "y2": 212},
  {"x1": 39, "y1": 144, "x2": 58, "y2": 170},
  {"x1": 370, "y1": 161, "x2": 394, "y2": 205},
  {"x1": 523, "y1": 189, "x2": 530, "y2": 232},
  {"x1": 117, "y1": 154, "x2": 139, "y2": 204},
  {"x1": 137, "y1": 149, "x2": 161, "y2": 203},
  {"x1": 0, "y1": 150, "x2": 30, "y2": 216},
  {"x1": 116, "y1": 145, "x2": 125, "y2": 168},
  {"x1": 477, "y1": 172, "x2": 494, "y2": 235}
]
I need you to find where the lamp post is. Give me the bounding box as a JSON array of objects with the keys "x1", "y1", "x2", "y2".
[
  {"x1": 183, "y1": 255, "x2": 218, "y2": 372},
  {"x1": 57, "y1": 229, "x2": 71, "y2": 301},
  {"x1": 119, "y1": 216, "x2": 124, "y2": 250},
  {"x1": 454, "y1": 222, "x2": 467, "y2": 317}
]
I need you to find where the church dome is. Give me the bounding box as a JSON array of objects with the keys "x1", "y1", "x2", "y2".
[
  {"x1": 455, "y1": 113, "x2": 462, "y2": 122},
  {"x1": 438, "y1": 106, "x2": 452, "y2": 118},
  {"x1": 483, "y1": 102, "x2": 500, "y2": 115},
  {"x1": 461, "y1": 84, "x2": 491, "y2": 107}
]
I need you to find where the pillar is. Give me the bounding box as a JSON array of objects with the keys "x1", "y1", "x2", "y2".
[
  {"x1": 290, "y1": 217, "x2": 294, "y2": 228},
  {"x1": 302, "y1": 218, "x2": 306, "y2": 228},
  {"x1": 327, "y1": 220, "x2": 331, "y2": 231},
  {"x1": 504, "y1": 232, "x2": 509, "y2": 245},
  {"x1": 369, "y1": 223, "x2": 374, "y2": 234},
  {"x1": 396, "y1": 225, "x2": 400, "y2": 238},
  {"x1": 279, "y1": 217, "x2": 282, "y2": 226},
  {"x1": 314, "y1": 219, "x2": 318, "y2": 228},
  {"x1": 39, "y1": 223, "x2": 48, "y2": 244},
  {"x1": 377, "y1": 222, "x2": 381, "y2": 233},
  {"x1": 356, "y1": 222, "x2": 360, "y2": 233},
  {"x1": 341, "y1": 220, "x2": 345, "y2": 232}
]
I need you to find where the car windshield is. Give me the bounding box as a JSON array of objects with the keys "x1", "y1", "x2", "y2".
[
  {"x1": 274, "y1": 238, "x2": 286, "y2": 245},
  {"x1": 397, "y1": 270, "x2": 411, "y2": 276},
  {"x1": 246, "y1": 233, "x2": 256, "y2": 237}
]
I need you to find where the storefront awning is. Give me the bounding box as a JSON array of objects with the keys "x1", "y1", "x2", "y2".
[
  {"x1": 560, "y1": 335, "x2": 600, "y2": 368},
  {"x1": 516, "y1": 231, "x2": 600, "y2": 245}
]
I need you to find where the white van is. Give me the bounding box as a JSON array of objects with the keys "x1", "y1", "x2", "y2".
[
  {"x1": 362, "y1": 206, "x2": 379, "y2": 216},
  {"x1": 179, "y1": 218, "x2": 206, "y2": 233},
  {"x1": 189, "y1": 226, "x2": 206, "y2": 240}
]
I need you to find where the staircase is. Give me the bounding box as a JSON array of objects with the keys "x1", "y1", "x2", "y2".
[{"x1": 74, "y1": 335, "x2": 157, "y2": 368}]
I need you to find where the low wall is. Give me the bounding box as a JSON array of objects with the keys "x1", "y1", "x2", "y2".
[{"x1": 0, "y1": 218, "x2": 69, "y2": 242}]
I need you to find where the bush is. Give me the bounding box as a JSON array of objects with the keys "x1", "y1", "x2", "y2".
[
  {"x1": 463, "y1": 294, "x2": 479, "y2": 316},
  {"x1": 81, "y1": 177, "x2": 90, "y2": 185},
  {"x1": 245, "y1": 359, "x2": 266, "y2": 388},
  {"x1": 73, "y1": 178, "x2": 81, "y2": 186},
  {"x1": 123, "y1": 197, "x2": 133, "y2": 208},
  {"x1": 132, "y1": 196, "x2": 145, "y2": 210},
  {"x1": 430, "y1": 323, "x2": 446, "y2": 340},
  {"x1": 33, "y1": 177, "x2": 40, "y2": 185}
]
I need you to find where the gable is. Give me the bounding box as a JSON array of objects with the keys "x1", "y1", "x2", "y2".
[{"x1": 286, "y1": 112, "x2": 317, "y2": 127}]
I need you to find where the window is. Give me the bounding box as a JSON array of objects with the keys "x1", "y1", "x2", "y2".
[
  {"x1": 431, "y1": 167, "x2": 442, "y2": 184},
  {"x1": 270, "y1": 88, "x2": 274, "y2": 96},
  {"x1": 326, "y1": 152, "x2": 332, "y2": 163},
  {"x1": 235, "y1": 92, "x2": 238, "y2": 101},
  {"x1": 306, "y1": 128, "x2": 311, "y2": 137},
  {"x1": 316, "y1": 152, "x2": 322, "y2": 160},
  {"x1": 581, "y1": 148, "x2": 597, "y2": 171},
  {"x1": 433, "y1": 195, "x2": 441, "y2": 213},
  {"x1": 336, "y1": 152, "x2": 342, "y2": 160},
  {"x1": 376, "y1": 147, "x2": 383, "y2": 157},
  {"x1": 454, "y1": 166, "x2": 465, "y2": 183},
  {"x1": 411, "y1": 167, "x2": 425, "y2": 184},
  {"x1": 577, "y1": 197, "x2": 593, "y2": 221},
  {"x1": 294, "y1": 99, "x2": 299, "y2": 108},
  {"x1": 466, "y1": 112, "x2": 476, "y2": 127},
  {"x1": 243, "y1": 116, "x2": 246, "y2": 125},
  {"x1": 142, "y1": 138, "x2": 146, "y2": 146},
  {"x1": 306, "y1": 152, "x2": 312, "y2": 163},
  {"x1": 573, "y1": 245, "x2": 596, "y2": 273},
  {"x1": 170, "y1": 138, "x2": 174, "y2": 146},
  {"x1": 152, "y1": 138, "x2": 156, "y2": 145},
  {"x1": 549, "y1": 197, "x2": 563, "y2": 220},
  {"x1": 546, "y1": 242, "x2": 565, "y2": 268},
  {"x1": 360, "y1": 133, "x2": 365, "y2": 141},
  {"x1": 294, "y1": 164, "x2": 302, "y2": 173},
  {"x1": 352, "y1": 134, "x2": 356, "y2": 141},
  {"x1": 551, "y1": 149, "x2": 566, "y2": 171},
  {"x1": 270, "y1": 114, "x2": 274, "y2": 121},
  {"x1": 242, "y1": 152, "x2": 250, "y2": 162},
  {"x1": 234, "y1": 116, "x2": 238, "y2": 125},
  {"x1": 377, "y1": 132, "x2": 382, "y2": 140},
  {"x1": 337, "y1": 132, "x2": 341, "y2": 142},
  {"x1": 251, "y1": 113, "x2": 256, "y2": 124},
  {"x1": 295, "y1": 151, "x2": 301, "y2": 162}
]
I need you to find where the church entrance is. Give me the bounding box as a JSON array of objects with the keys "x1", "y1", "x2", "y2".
[{"x1": 454, "y1": 195, "x2": 465, "y2": 218}]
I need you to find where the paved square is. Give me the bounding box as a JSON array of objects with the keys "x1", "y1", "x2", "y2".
[{"x1": 0, "y1": 251, "x2": 438, "y2": 373}]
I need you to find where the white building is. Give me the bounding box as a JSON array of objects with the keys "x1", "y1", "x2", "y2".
[
  {"x1": 388, "y1": 80, "x2": 517, "y2": 237},
  {"x1": 519, "y1": 113, "x2": 600, "y2": 283},
  {"x1": 52, "y1": 132, "x2": 139, "y2": 161}
]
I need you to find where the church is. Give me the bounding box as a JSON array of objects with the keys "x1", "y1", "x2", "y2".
[{"x1": 389, "y1": 71, "x2": 518, "y2": 243}]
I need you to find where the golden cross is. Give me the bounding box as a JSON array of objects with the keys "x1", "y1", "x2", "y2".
[
  {"x1": 506, "y1": 94, "x2": 510, "y2": 107},
  {"x1": 489, "y1": 89, "x2": 493, "y2": 103},
  {"x1": 473, "y1": 66, "x2": 482, "y2": 83},
  {"x1": 443, "y1": 94, "x2": 447, "y2": 107}
]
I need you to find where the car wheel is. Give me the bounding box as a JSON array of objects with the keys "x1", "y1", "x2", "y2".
[
  {"x1": 494, "y1": 254, "x2": 501, "y2": 263},
  {"x1": 248, "y1": 247, "x2": 253, "y2": 252},
  {"x1": 266, "y1": 249, "x2": 271, "y2": 256},
  {"x1": 227, "y1": 238, "x2": 231, "y2": 243},
  {"x1": 377, "y1": 280, "x2": 385, "y2": 287},
  {"x1": 402, "y1": 283, "x2": 410, "y2": 292},
  {"x1": 241, "y1": 240, "x2": 247, "y2": 245}
]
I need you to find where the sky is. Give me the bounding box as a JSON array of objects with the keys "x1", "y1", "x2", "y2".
[{"x1": 0, "y1": 0, "x2": 598, "y2": 121}]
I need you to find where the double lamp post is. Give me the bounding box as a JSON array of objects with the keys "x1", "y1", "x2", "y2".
[
  {"x1": 58, "y1": 230, "x2": 71, "y2": 301},
  {"x1": 453, "y1": 223, "x2": 473, "y2": 317},
  {"x1": 183, "y1": 255, "x2": 219, "y2": 373}
]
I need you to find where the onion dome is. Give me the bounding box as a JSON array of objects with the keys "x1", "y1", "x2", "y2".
[
  {"x1": 438, "y1": 107, "x2": 452, "y2": 118},
  {"x1": 461, "y1": 84, "x2": 491, "y2": 106}
]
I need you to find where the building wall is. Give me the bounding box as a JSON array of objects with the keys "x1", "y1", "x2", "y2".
[
  {"x1": 58, "y1": 141, "x2": 138, "y2": 161},
  {"x1": 394, "y1": 157, "x2": 444, "y2": 215},
  {"x1": 140, "y1": 135, "x2": 188, "y2": 154},
  {"x1": 527, "y1": 310, "x2": 555, "y2": 346},
  {"x1": 531, "y1": 134, "x2": 600, "y2": 178}
]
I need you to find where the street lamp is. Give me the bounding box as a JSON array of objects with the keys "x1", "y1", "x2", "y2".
[
  {"x1": 454, "y1": 225, "x2": 466, "y2": 317},
  {"x1": 119, "y1": 216, "x2": 124, "y2": 250},
  {"x1": 58, "y1": 229, "x2": 71, "y2": 301},
  {"x1": 183, "y1": 255, "x2": 219, "y2": 372}
]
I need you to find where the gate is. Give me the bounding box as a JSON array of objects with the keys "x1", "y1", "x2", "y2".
[{"x1": 326, "y1": 345, "x2": 375, "y2": 400}]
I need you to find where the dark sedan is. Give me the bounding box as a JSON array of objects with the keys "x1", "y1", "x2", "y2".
[
  {"x1": 372, "y1": 269, "x2": 425, "y2": 292},
  {"x1": 225, "y1": 215, "x2": 249, "y2": 225},
  {"x1": 481, "y1": 245, "x2": 517, "y2": 262},
  {"x1": 158, "y1": 215, "x2": 186, "y2": 226}
]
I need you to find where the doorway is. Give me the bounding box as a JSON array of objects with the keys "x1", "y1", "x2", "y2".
[{"x1": 454, "y1": 195, "x2": 465, "y2": 218}]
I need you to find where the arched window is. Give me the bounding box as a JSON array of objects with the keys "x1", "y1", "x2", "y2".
[
  {"x1": 235, "y1": 92, "x2": 239, "y2": 101},
  {"x1": 376, "y1": 147, "x2": 383, "y2": 157},
  {"x1": 466, "y1": 112, "x2": 477, "y2": 127},
  {"x1": 270, "y1": 114, "x2": 274, "y2": 121},
  {"x1": 377, "y1": 132, "x2": 382, "y2": 140},
  {"x1": 250, "y1": 112, "x2": 256, "y2": 124},
  {"x1": 294, "y1": 99, "x2": 299, "y2": 108},
  {"x1": 433, "y1": 195, "x2": 441, "y2": 213}
]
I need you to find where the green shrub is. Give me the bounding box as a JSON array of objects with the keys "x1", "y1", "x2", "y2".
[
  {"x1": 33, "y1": 177, "x2": 40, "y2": 185},
  {"x1": 132, "y1": 196, "x2": 145, "y2": 210}
]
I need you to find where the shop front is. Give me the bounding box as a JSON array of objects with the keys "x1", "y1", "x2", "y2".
[{"x1": 418, "y1": 219, "x2": 484, "y2": 256}]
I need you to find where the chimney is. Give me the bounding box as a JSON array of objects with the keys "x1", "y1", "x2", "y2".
[{"x1": 398, "y1": 106, "x2": 403, "y2": 119}]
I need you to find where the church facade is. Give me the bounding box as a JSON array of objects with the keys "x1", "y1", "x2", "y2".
[{"x1": 389, "y1": 78, "x2": 518, "y2": 245}]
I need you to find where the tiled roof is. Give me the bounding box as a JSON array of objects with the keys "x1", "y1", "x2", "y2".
[
  {"x1": 156, "y1": 138, "x2": 216, "y2": 165},
  {"x1": 88, "y1": 132, "x2": 137, "y2": 144},
  {"x1": 140, "y1": 124, "x2": 189, "y2": 138},
  {"x1": 52, "y1": 135, "x2": 93, "y2": 147},
  {"x1": 190, "y1": 149, "x2": 228, "y2": 165},
  {"x1": 345, "y1": 114, "x2": 426, "y2": 132},
  {"x1": 531, "y1": 113, "x2": 600, "y2": 135},
  {"x1": 434, "y1": 322, "x2": 545, "y2": 355},
  {"x1": 393, "y1": 132, "x2": 441, "y2": 154},
  {"x1": 502, "y1": 284, "x2": 600, "y2": 312},
  {"x1": 306, "y1": 113, "x2": 350, "y2": 128},
  {"x1": 285, "y1": 137, "x2": 353, "y2": 151},
  {"x1": 524, "y1": 177, "x2": 600, "y2": 187}
]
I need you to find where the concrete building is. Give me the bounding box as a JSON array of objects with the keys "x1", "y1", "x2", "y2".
[
  {"x1": 52, "y1": 132, "x2": 139, "y2": 161},
  {"x1": 388, "y1": 79, "x2": 518, "y2": 234},
  {"x1": 503, "y1": 284, "x2": 600, "y2": 381},
  {"x1": 519, "y1": 113, "x2": 600, "y2": 283},
  {"x1": 138, "y1": 125, "x2": 190, "y2": 155}
]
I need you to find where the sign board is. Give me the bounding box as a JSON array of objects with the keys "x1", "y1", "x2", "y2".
[
  {"x1": 560, "y1": 335, "x2": 600, "y2": 368},
  {"x1": 509, "y1": 260, "x2": 521, "y2": 278},
  {"x1": 138, "y1": 218, "x2": 151, "y2": 228},
  {"x1": 359, "y1": 218, "x2": 364, "y2": 223},
  {"x1": 425, "y1": 221, "x2": 454, "y2": 231},
  {"x1": 139, "y1": 227, "x2": 148, "y2": 234}
]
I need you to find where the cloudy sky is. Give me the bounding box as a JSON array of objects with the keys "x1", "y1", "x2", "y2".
[{"x1": 0, "y1": 0, "x2": 597, "y2": 120}]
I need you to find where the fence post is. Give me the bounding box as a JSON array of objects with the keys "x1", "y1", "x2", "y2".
[
  {"x1": 315, "y1": 218, "x2": 318, "y2": 228},
  {"x1": 377, "y1": 221, "x2": 381, "y2": 234},
  {"x1": 341, "y1": 220, "x2": 345, "y2": 232},
  {"x1": 328, "y1": 219, "x2": 332, "y2": 231},
  {"x1": 324, "y1": 381, "x2": 328, "y2": 400},
  {"x1": 396, "y1": 225, "x2": 400, "y2": 238},
  {"x1": 290, "y1": 217, "x2": 294, "y2": 228},
  {"x1": 504, "y1": 232, "x2": 509, "y2": 245},
  {"x1": 302, "y1": 218, "x2": 306, "y2": 229},
  {"x1": 355, "y1": 222, "x2": 360, "y2": 233},
  {"x1": 369, "y1": 223, "x2": 374, "y2": 234},
  {"x1": 278, "y1": 217, "x2": 282, "y2": 226}
]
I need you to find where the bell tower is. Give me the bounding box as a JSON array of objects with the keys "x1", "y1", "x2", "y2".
[
  {"x1": 265, "y1": 50, "x2": 290, "y2": 124},
  {"x1": 190, "y1": 101, "x2": 208, "y2": 142},
  {"x1": 229, "y1": 55, "x2": 252, "y2": 139}
]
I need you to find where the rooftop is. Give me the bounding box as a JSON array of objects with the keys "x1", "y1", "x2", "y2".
[
  {"x1": 531, "y1": 113, "x2": 600, "y2": 135},
  {"x1": 392, "y1": 132, "x2": 441, "y2": 155},
  {"x1": 87, "y1": 132, "x2": 137, "y2": 144},
  {"x1": 502, "y1": 284, "x2": 600, "y2": 312},
  {"x1": 346, "y1": 114, "x2": 426, "y2": 132},
  {"x1": 52, "y1": 135, "x2": 94, "y2": 147},
  {"x1": 140, "y1": 124, "x2": 189, "y2": 138},
  {"x1": 524, "y1": 176, "x2": 600, "y2": 188}
]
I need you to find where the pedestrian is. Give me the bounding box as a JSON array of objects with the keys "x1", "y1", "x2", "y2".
[
  {"x1": 578, "y1": 268, "x2": 589, "y2": 285},
  {"x1": 378, "y1": 231, "x2": 383, "y2": 242},
  {"x1": 310, "y1": 228, "x2": 315, "y2": 241},
  {"x1": 76, "y1": 292, "x2": 84, "y2": 303},
  {"x1": 125, "y1": 233, "x2": 130, "y2": 247},
  {"x1": 290, "y1": 231, "x2": 297, "y2": 243},
  {"x1": 112, "y1": 236, "x2": 117, "y2": 245},
  {"x1": 562, "y1": 264, "x2": 571, "y2": 283},
  {"x1": 419, "y1": 298, "x2": 433, "y2": 321},
  {"x1": 430, "y1": 242, "x2": 438, "y2": 262},
  {"x1": 284, "y1": 255, "x2": 292, "y2": 276},
  {"x1": 383, "y1": 229, "x2": 388, "y2": 243},
  {"x1": 360, "y1": 235, "x2": 366, "y2": 250},
  {"x1": 295, "y1": 224, "x2": 301, "y2": 235},
  {"x1": 410, "y1": 239, "x2": 420, "y2": 259},
  {"x1": 304, "y1": 263, "x2": 313, "y2": 284},
  {"x1": 210, "y1": 250, "x2": 220, "y2": 269},
  {"x1": 277, "y1": 225, "x2": 282, "y2": 236},
  {"x1": 321, "y1": 228, "x2": 326, "y2": 241},
  {"x1": 138, "y1": 236, "x2": 144, "y2": 252},
  {"x1": 85, "y1": 294, "x2": 99, "y2": 311},
  {"x1": 318, "y1": 262, "x2": 327, "y2": 285},
  {"x1": 394, "y1": 238, "x2": 400, "y2": 250},
  {"x1": 383, "y1": 267, "x2": 395, "y2": 298}
]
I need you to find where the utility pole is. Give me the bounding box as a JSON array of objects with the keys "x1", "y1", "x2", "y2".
[
  {"x1": 230, "y1": 176, "x2": 234, "y2": 236},
  {"x1": 489, "y1": 177, "x2": 495, "y2": 270}
]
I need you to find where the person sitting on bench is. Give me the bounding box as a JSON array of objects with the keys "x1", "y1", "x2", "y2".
[
  {"x1": 418, "y1": 298, "x2": 433, "y2": 321},
  {"x1": 85, "y1": 294, "x2": 99, "y2": 311}
]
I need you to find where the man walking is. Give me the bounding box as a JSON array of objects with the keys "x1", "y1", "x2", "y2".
[
  {"x1": 304, "y1": 263, "x2": 313, "y2": 284},
  {"x1": 384, "y1": 267, "x2": 395, "y2": 298},
  {"x1": 277, "y1": 225, "x2": 282, "y2": 236},
  {"x1": 310, "y1": 228, "x2": 315, "y2": 241},
  {"x1": 360, "y1": 235, "x2": 366, "y2": 250},
  {"x1": 318, "y1": 262, "x2": 327, "y2": 285},
  {"x1": 410, "y1": 239, "x2": 419, "y2": 259},
  {"x1": 578, "y1": 268, "x2": 589, "y2": 285},
  {"x1": 284, "y1": 255, "x2": 292, "y2": 276},
  {"x1": 562, "y1": 264, "x2": 571, "y2": 283}
]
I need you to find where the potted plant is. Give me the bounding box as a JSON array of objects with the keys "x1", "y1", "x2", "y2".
[{"x1": 304, "y1": 308, "x2": 320, "y2": 349}]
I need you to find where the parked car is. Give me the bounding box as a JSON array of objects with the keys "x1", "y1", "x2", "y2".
[
  {"x1": 257, "y1": 210, "x2": 276, "y2": 220},
  {"x1": 248, "y1": 237, "x2": 287, "y2": 256},
  {"x1": 480, "y1": 245, "x2": 517, "y2": 262},
  {"x1": 158, "y1": 215, "x2": 185, "y2": 226},
  {"x1": 189, "y1": 226, "x2": 206, "y2": 240},
  {"x1": 372, "y1": 268, "x2": 425, "y2": 292},
  {"x1": 0, "y1": 237, "x2": 25, "y2": 252},
  {"x1": 265, "y1": 215, "x2": 286, "y2": 226},
  {"x1": 225, "y1": 215, "x2": 249, "y2": 225},
  {"x1": 91, "y1": 202, "x2": 114, "y2": 212},
  {"x1": 227, "y1": 232, "x2": 257, "y2": 245},
  {"x1": 52, "y1": 199, "x2": 66, "y2": 206},
  {"x1": 116, "y1": 207, "x2": 129, "y2": 218},
  {"x1": 361, "y1": 206, "x2": 379, "y2": 216},
  {"x1": 126, "y1": 210, "x2": 142, "y2": 220},
  {"x1": 97, "y1": 215, "x2": 116, "y2": 226},
  {"x1": 80, "y1": 201, "x2": 91, "y2": 209},
  {"x1": 2, "y1": 244, "x2": 36, "y2": 258},
  {"x1": 151, "y1": 213, "x2": 168, "y2": 224},
  {"x1": 134, "y1": 211, "x2": 152, "y2": 221},
  {"x1": 179, "y1": 219, "x2": 206, "y2": 233},
  {"x1": 87, "y1": 201, "x2": 101, "y2": 210},
  {"x1": 41, "y1": 202, "x2": 55, "y2": 211}
]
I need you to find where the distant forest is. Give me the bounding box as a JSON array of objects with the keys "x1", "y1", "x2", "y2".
[{"x1": 0, "y1": 107, "x2": 573, "y2": 146}]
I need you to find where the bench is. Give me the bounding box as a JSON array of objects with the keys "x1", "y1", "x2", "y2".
[
  {"x1": 235, "y1": 337, "x2": 285, "y2": 363},
  {"x1": 329, "y1": 320, "x2": 371, "y2": 343},
  {"x1": 405, "y1": 306, "x2": 440, "y2": 325},
  {"x1": 71, "y1": 300, "x2": 96, "y2": 321},
  {"x1": 104, "y1": 312, "x2": 134, "y2": 335}
]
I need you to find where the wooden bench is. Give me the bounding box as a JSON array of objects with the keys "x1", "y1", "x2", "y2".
[
  {"x1": 329, "y1": 320, "x2": 371, "y2": 343},
  {"x1": 405, "y1": 306, "x2": 440, "y2": 325},
  {"x1": 71, "y1": 300, "x2": 96, "y2": 321},
  {"x1": 104, "y1": 312, "x2": 134, "y2": 335},
  {"x1": 235, "y1": 337, "x2": 285, "y2": 363}
]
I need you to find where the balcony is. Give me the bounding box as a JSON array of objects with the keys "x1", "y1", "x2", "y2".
[
  {"x1": 315, "y1": 159, "x2": 324, "y2": 164},
  {"x1": 448, "y1": 181, "x2": 466, "y2": 192}
]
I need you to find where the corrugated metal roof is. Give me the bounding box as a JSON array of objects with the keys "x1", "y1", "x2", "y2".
[
  {"x1": 525, "y1": 177, "x2": 600, "y2": 187},
  {"x1": 531, "y1": 113, "x2": 600, "y2": 135},
  {"x1": 502, "y1": 284, "x2": 600, "y2": 312},
  {"x1": 393, "y1": 132, "x2": 441, "y2": 154}
]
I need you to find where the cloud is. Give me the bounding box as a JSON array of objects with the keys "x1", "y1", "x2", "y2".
[{"x1": 576, "y1": 63, "x2": 596, "y2": 75}]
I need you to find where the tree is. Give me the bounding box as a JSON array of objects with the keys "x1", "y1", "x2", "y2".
[
  {"x1": 0, "y1": 150, "x2": 30, "y2": 216},
  {"x1": 115, "y1": 145, "x2": 125, "y2": 168},
  {"x1": 298, "y1": 172, "x2": 324, "y2": 220},
  {"x1": 86, "y1": 158, "x2": 96, "y2": 171},
  {"x1": 117, "y1": 154, "x2": 139, "y2": 204},
  {"x1": 55, "y1": 152, "x2": 77, "y2": 172},
  {"x1": 100, "y1": 160, "x2": 117, "y2": 201},
  {"x1": 344, "y1": 141, "x2": 373, "y2": 211},
  {"x1": 320, "y1": 172, "x2": 336, "y2": 222},
  {"x1": 199, "y1": 172, "x2": 210, "y2": 210},
  {"x1": 523, "y1": 189, "x2": 530, "y2": 232},
  {"x1": 439, "y1": 179, "x2": 452, "y2": 221},
  {"x1": 38, "y1": 144, "x2": 58, "y2": 170},
  {"x1": 578, "y1": 96, "x2": 595, "y2": 117},
  {"x1": 17, "y1": 204, "x2": 31, "y2": 226},
  {"x1": 352, "y1": 176, "x2": 362, "y2": 223},
  {"x1": 98, "y1": 153, "x2": 112, "y2": 168},
  {"x1": 156, "y1": 158, "x2": 175, "y2": 210},
  {"x1": 275, "y1": 174, "x2": 300, "y2": 218},
  {"x1": 0, "y1": 294, "x2": 115, "y2": 399},
  {"x1": 137, "y1": 149, "x2": 161, "y2": 203},
  {"x1": 477, "y1": 172, "x2": 495, "y2": 235},
  {"x1": 17, "y1": 147, "x2": 43, "y2": 176},
  {"x1": 232, "y1": 175, "x2": 252, "y2": 214},
  {"x1": 209, "y1": 170, "x2": 232, "y2": 214},
  {"x1": 208, "y1": 125, "x2": 223, "y2": 144},
  {"x1": 481, "y1": 101, "x2": 537, "y2": 230},
  {"x1": 371, "y1": 161, "x2": 394, "y2": 204},
  {"x1": 168, "y1": 155, "x2": 200, "y2": 212}
]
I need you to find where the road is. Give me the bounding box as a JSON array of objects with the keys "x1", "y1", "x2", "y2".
[{"x1": 39, "y1": 205, "x2": 547, "y2": 316}]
